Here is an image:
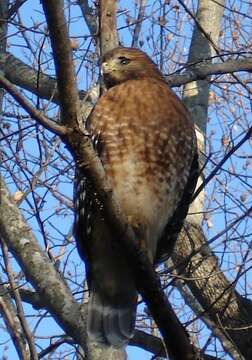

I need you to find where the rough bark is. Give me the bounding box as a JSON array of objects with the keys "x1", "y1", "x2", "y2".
[{"x1": 99, "y1": 0, "x2": 118, "y2": 56}]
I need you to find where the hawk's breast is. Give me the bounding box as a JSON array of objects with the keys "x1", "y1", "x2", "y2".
[{"x1": 89, "y1": 78, "x2": 196, "y2": 256}]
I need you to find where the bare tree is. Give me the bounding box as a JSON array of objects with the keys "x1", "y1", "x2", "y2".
[{"x1": 0, "y1": 0, "x2": 252, "y2": 359}]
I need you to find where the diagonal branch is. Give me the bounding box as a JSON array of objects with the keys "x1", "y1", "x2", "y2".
[
  {"x1": 3, "y1": 52, "x2": 88, "y2": 103},
  {"x1": 0, "y1": 177, "x2": 87, "y2": 351},
  {"x1": 1, "y1": 241, "x2": 38, "y2": 360},
  {"x1": 172, "y1": 223, "x2": 252, "y2": 359},
  {"x1": 192, "y1": 125, "x2": 252, "y2": 201},
  {"x1": 0, "y1": 276, "x2": 31, "y2": 360},
  {"x1": 0, "y1": 73, "x2": 68, "y2": 136},
  {"x1": 8, "y1": 0, "x2": 27, "y2": 18},
  {"x1": 77, "y1": 0, "x2": 98, "y2": 37}
]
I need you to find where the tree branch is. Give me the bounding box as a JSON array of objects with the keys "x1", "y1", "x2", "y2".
[
  {"x1": 0, "y1": 177, "x2": 87, "y2": 351},
  {"x1": 3, "y1": 52, "x2": 88, "y2": 103},
  {"x1": 172, "y1": 223, "x2": 252, "y2": 359},
  {"x1": 192, "y1": 125, "x2": 252, "y2": 201},
  {"x1": 38, "y1": 336, "x2": 74, "y2": 359},
  {"x1": 0, "y1": 73, "x2": 68, "y2": 136},
  {"x1": 174, "y1": 275, "x2": 244, "y2": 359},
  {"x1": 3, "y1": 51, "x2": 252, "y2": 109},
  {"x1": 131, "y1": 0, "x2": 147, "y2": 48},
  {"x1": 0, "y1": 4, "x2": 30, "y2": 357},
  {"x1": 99, "y1": 0, "x2": 119, "y2": 55},
  {"x1": 8, "y1": 0, "x2": 27, "y2": 18},
  {"x1": 167, "y1": 57, "x2": 252, "y2": 87},
  {"x1": 4, "y1": 52, "x2": 59, "y2": 102},
  {"x1": 77, "y1": 0, "x2": 98, "y2": 37},
  {"x1": 42, "y1": 1, "x2": 80, "y2": 128},
  {"x1": 0, "y1": 277, "x2": 31, "y2": 360},
  {"x1": 1, "y1": 241, "x2": 38, "y2": 360}
]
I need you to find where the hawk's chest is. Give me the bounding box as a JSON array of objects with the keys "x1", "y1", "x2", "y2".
[
  {"x1": 87, "y1": 79, "x2": 196, "y2": 253},
  {"x1": 90, "y1": 100, "x2": 172, "y2": 190},
  {"x1": 89, "y1": 101, "x2": 176, "y2": 228}
]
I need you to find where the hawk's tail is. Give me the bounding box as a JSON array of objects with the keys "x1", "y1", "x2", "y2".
[
  {"x1": 74, "y1": 170, "x2": 137, "y2": 347},
  {"x1": 87, "y1": 285, "x2": 137, "y2": 347}
]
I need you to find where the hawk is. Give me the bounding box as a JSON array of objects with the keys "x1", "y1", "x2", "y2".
[{"x1": 74, "y1": 47, "x2": 198, "y2": 348}]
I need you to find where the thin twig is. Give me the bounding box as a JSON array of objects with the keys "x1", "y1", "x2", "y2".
[
  {"x1": 1, "y1": 242, "x2": 38, "y2": 360},
  {"x1": 0, "y1": 73, "x2": 68, "y2": 136},
  {"x1": 131, "y1": 0, "x2": 147, "y2": 48},
  {"x1": 192, "y1": 126, "x2": 252, "y2": 201}
]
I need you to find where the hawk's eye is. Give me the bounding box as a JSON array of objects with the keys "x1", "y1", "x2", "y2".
[{"x1": 118, "y1": 56, "x2": 130, "y2": 65}]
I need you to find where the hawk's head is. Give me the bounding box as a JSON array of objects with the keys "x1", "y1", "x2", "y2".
[{"x1": 101, "y1": 47, "x2": 165, "y2": 89}]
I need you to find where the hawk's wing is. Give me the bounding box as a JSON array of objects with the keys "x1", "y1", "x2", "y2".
[
  {"x1": 74, "y1": 164, "x2": 137, "y2": 348},
  {"x1": 155, "y1": 152, "x2": 199, "y2": 264}
]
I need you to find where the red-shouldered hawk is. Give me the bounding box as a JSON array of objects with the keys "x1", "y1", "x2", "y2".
[{"x1": 74, "y1": 47, "x2": 198, "y2": 348}]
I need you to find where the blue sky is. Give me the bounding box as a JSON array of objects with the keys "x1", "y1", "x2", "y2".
[{"x1": 1, "y1": 0, "x2": 252, "y2": 359}]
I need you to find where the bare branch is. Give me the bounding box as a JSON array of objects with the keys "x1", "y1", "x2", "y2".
[
  {"x1": 192, "y1": 126, "x2": 252, "y2": 201},
  {"x1": 131, "y1": 0, "x2": 147, "y2": 48},
  {"x1": 8, "y1": 0, "x2": 27, "y2": 18},
  {"x1": 4, "y1": 52, "x2": 88, "y2": 103},
  {"x1": 0, "y1": 177, "x2": 87, "y2": 351},
  {"x1": 42, "y1": 0, "x2": 80, "y2": 128},
  {"x1": 175, "y1": 277, "x2": 244, "y2": 359},
  {"x1": 38, "y1": 336, "x2": 74, "y2": 359},
  {"x1": 0, "y1": 73, "x2": 68, "y2": 136},
  {"x1": 77, "y1": 0, "x2": 98, "y2": 37},
  {"x1": 0, "y1": 277, "x2": 31, "y2": 360},
  {"x1": 99, "y1": 0, "x2": 119, "y2": 55},
  {"x1": 172, "y1": 223, "x2": 252, "y2": 359},
  {"x1": 179, "y1": 0, "x2": 252, "y2": 97},
  {"x1": 4, "y1": 52, "x2": 59, "y2": 102},
  {"x1": 3, "y1": 286, "x2": 46, "y2": 310},
  {"x1": 1, "y1": 242, "x2": 38, "y2": 360},
  {"x1": 167, "y1": 58, "x2": 252, "y2": 87},
  {"x1": 132, "y1": 330, "x2": 220, "y2": 360}
]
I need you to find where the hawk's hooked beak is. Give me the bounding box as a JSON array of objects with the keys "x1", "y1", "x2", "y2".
[
  {"x1": 101, "y1": 60, "x2": 117, "y2": 75},
  {"x1": 101, "y1": 62, "x2": 109, "y2": 76}
]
